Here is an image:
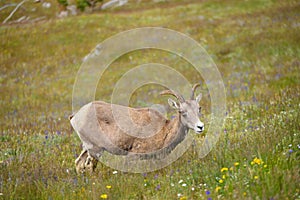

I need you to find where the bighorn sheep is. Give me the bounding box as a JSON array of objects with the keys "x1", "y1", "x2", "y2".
[{"x1": 69, "y1": 84, "x2": 204, "y2": 173}]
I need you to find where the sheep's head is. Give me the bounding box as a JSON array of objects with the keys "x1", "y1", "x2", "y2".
[{"x1": 160, "y1": 84, "x2": 204, "y2": 133}]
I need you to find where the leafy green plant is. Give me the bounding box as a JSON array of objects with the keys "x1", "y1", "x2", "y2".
[
  {"x1": 76, "y1": 0, "x2": 103, "y2": 11},
  {"x1": 76, "y1": 0, "x2": 89, "y2": 11},
  {"x1": 57, "y1": 0, "x2": 68, "y2": 8},
  {"x1": 1, "y1": 0, "x2": 299, "y2": 199}
]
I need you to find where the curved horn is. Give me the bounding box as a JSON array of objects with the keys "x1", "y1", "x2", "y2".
[
  {"x1": 160, "y1": 89, "x2": 185, "y2": 103},
  {"x1": 191, "y1": 83, "x2": 201, "y2": 99}
]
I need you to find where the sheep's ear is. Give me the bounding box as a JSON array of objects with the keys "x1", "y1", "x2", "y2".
[
  {"x1": 196, "y1": 93, "x2": 202, "y2": 103},
  {"x1": 168, "y1": 98, "x2": 180, "y2": 110}
]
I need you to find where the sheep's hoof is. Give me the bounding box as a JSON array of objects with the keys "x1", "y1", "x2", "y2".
[
  {"x1": 85, "y1": 155, "x2": 98, "y2": 174},
  {"x1": 75, "y1": 150, "x2": 98, "y2": 174},
  {"x1": 75, "y1": 151, "x2": 88, "y2": 174}
]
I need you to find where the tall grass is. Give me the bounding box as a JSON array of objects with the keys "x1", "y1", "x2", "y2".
[{"x1": 1, "y1": 0, "x2": 299, "y2": 199}]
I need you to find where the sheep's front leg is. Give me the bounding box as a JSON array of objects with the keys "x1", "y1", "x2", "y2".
[
  {"x1": 75, "y1": 149, "x2": 88, "y2": 174},
  {"x1": 84, "y1": 151, "x2": 98, "y2": 173},
  {"x1": 75, "y1": 149, "x2": 98, "y2": 174}
]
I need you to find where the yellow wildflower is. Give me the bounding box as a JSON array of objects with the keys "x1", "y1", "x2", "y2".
[
  {"x1": 251, "y1": 161, "x2": 255, "y2": 165},
  {"x1": 219, "y1": 179, "x2": 224, "y2": 184},
  {"x1": 229, "y1": 167, "x2": 233, "y2": 171},
  {"x1": 100, "y1": 194, "x2": 108, "y2": 199},
  {"x1": 243, "y1": 192, "x2": 247, "y2": 196},
  {"x1": 180, "y1": 196, "x2": 187, "y2": 200},
  {"x1": 253, "y1": 157, "x2": 263, "y2": 165},
  {"x1": 234, "y1": 162, "x2": 239, "y2": 166},
  {"x1": 221, "y1": 167, "x2": 228, "y2": 172},
  {"x1": 106, "y1": 185, "x2": 112, "y2": 189},
  {"x1": 264, "y1": 164, "x2": 267, "y2": 168},
  {"x1": 222, "y1": 175, "x2": 226, "y2": 179},
  {"x1": 215, "y1": 186, "x2": 221, "y2": 192},
  {"x1": 254, "y1": 176, "x2": 259, "y2": 180}
]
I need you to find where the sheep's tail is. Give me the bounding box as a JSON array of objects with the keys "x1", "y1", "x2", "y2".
[{"x1": 68, "y1": 113, "x2": 75, "y2": 120}]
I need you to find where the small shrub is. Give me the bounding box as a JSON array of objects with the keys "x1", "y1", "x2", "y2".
[
  {"x1": 76, "y1": 0, "x2": 103, "y2": 11},
  {"x1": 57, "y1": 0, "x2": 68, "y2": 8},
  {"x1": 76, "y1": 0, "x2": 89, "y2": 12}
]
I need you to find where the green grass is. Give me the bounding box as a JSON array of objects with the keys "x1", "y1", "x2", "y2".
[{"x1": 1, "y1": 0, "x2": 300, "y2": 199}]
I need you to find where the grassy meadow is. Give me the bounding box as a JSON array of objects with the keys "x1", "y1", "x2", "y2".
[{"x1": 1, "y1": 0, "x2": 300, "y2": 199}]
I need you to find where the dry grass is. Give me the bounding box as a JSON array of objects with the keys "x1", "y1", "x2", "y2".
[{"x1": 1, "y1": 0, "x2": 299, "y2": 199}]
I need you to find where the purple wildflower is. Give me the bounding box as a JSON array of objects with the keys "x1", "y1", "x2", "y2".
[
  {"x1": 155, "y1": 184, "x2": 161, "y2": 190},
  {"x1": 170, "y1": 170, "x2": 174, "y2": 176},
  {"x1": 73, "y1": 177, "x2": 78, "y2": 185},
  {"x1": 206, "y1": 190, "x2": 211, "y2": 195}
]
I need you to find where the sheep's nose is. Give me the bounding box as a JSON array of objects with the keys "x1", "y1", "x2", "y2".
[{"x1": 195, "y1": 122, "x2": 204, "y2": 133}]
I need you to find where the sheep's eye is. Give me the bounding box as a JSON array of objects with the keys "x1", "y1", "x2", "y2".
[
  {"x1": 180, "y1": 111, "x2": 187, "y2": 116},
  {"x1": 198, "y1": 107, "x2": 202, "y2": 113}
]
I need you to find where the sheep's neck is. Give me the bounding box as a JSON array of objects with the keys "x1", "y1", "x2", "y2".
[{"x1": 163, "y1": 113, "x2": 188, "y2": 148}]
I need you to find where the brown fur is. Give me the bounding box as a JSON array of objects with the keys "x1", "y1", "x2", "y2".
[
  {"x1": 70, "y1": 85, "x2": 204, "y2": 173},
  {"x1": 91, "y1": 101, "x2": 184, "y2": 154}
]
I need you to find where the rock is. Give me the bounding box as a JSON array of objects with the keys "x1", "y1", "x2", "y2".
[
  {"x1": 57, "y1": 10, "x2": 68, "y2": 18},
  {"x1": 101, "y1": 0, "x2": 128, "y2": 10},
  {"x1": 198, "y1": 15, "x2": 205, "y2": 20},
  {"x1": 42, "y1": 2, "x2": 51, "y2": 8},
  {"x1": 67, "y1": 5, "x2": 77, "y2": 15}
]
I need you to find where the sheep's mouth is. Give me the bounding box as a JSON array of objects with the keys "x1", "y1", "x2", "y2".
[
  {"x1": 194, "y1": 125, "x2": 204, "y2": 133},
  {"x1": 195, "y1": 129, "x2": 203, "y2": 134}
]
